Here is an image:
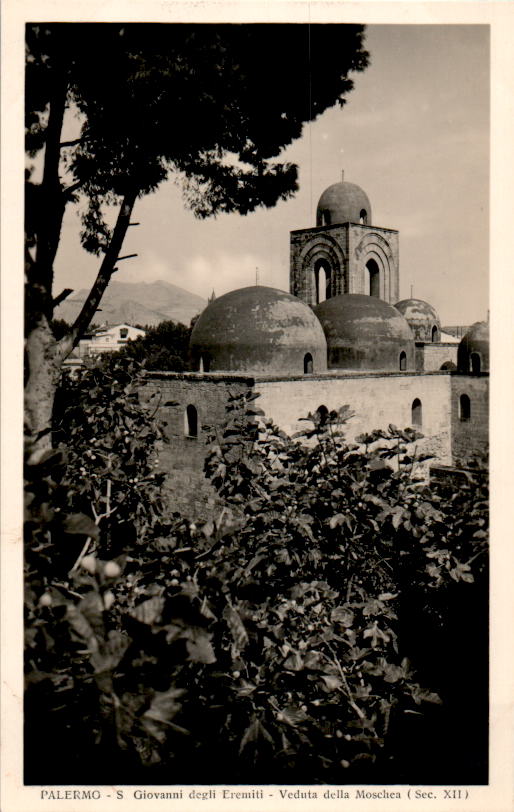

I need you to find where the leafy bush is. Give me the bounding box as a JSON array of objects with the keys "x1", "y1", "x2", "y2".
[{"x1": 24, "y1": 381, "x2": 488, "y2": 784}]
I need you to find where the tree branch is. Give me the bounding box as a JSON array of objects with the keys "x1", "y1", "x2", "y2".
[
  {"x1": 53, "y1": 288, "x2": 74, "y2": 308},
  {"x1": 63, "y1": 189, "x2": 138, "y2": 353},
  {"x1": 60, "y1": 138, "x2": 81, "y2": 148}
]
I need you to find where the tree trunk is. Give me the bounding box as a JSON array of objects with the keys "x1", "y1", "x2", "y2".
[{"x1": 24, "y1": 318, "x2": 66, "y2": 454}]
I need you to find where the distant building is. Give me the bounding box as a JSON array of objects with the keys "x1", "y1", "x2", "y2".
[{"x1": 78, "y1": 323, "x2": 145, "y2": 358}]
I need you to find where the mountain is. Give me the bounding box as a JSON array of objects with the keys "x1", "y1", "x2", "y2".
[{"x1": 55, "y1": 280, "x2": 206, "y2": 328}]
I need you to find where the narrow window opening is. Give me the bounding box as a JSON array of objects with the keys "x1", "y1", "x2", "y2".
[
  {"x1": 199, "y1": 355, "x2": 210, "y2": 373},
  {"x1": 304, "y1": 353, "x2": 313, "y2": 374},
  {"x1": 119, "y1": 327, "x2": 128, "y2": 339},
  {"x1": 470, "y1": 353, "x2": 481, "y2": 374},
  {"x1": 359, "y1": 209, "x2": 368, "y2": 225},
  {"x1": 185, "y1": 404, "x2": 198, "y2": 438},
  {"x1": 459, "y1": 394, "x2": 471, "y2": 421},
  {"x1": 366, "y1": 259, "x2": 380, "y2": 298},
  {"x1": 411, "y1": 398, "x2": 422, "y2": 428},
  {"x1": 399, "y1": 351, "x2": 407, "y2": 371},
  {"x1": 314, "y1": 261, "x2": 331, "y2": 304},
  {"x1": 322, "y1": 210, "x2": 331, "y2": 226},
  {"x1": 431, "y1": 325, "x2": 438, "y2": 343}
]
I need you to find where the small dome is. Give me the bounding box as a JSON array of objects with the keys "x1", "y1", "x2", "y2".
[
  {"x1": 314, "y1": 294, "x2": 415, "y2": 371},
  {"x1": 316, "y1": 179, "x2": 372, "y2": 227},
  {"x1": 394, "y1": 298, "x2": 441, "y2": 342},
  {"x1": 457, "y1": 321, "x2": 489, "y2": 373},
  {"x1": 190, "y1": 286, "x2": 327, "y2": 374}
]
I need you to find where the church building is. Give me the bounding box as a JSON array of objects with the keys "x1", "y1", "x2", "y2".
[{"x1": 142, "y1": 175, "x2": 489, "y2": 516}]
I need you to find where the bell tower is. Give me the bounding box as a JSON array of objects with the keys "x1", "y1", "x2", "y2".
[{"x1": 290, "y1": 172, "x2": 399, "y2": 305}]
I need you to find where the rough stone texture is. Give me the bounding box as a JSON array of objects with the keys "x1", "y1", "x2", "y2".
[
  {"x1": 415, "y1": 343, "x2": 459, "y2": 372},
  {"x1": 138, "y1": 370, "x2": 489, "y2": 516},
  {"x1": 314, "y1": 295, "x2": 415, "y2": 371},
  {"x1": 450, "y1": 374, "x2": 489, "y2": 465},
  {"x1": 395, "y1": 299, "x2": 441, "y2": 342},
  {"x1": 189, "y1": 286, "x2": 327, "y2": 375},
  {"x1": 457, "y1": 321, "x2": 489, "y2": 373},
  {"x1": 255, "y1": 372, "x2": 452, "y2": 466},
  {"x1": 316, "y1": 180, "x2": 372, "y2": 227},
  {"x1": 140, "y1": 373, "x2": 254, "y2": 519},
  {"x1": 290, "y1": 223, "x2": 399, "y2": 306}
]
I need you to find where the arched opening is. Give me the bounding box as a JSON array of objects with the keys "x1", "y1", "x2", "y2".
[
  {"x1": 440, "y1": 361, "x2": 457, "y2": 371},
  {"x1": 359, "y1": 209, "x2": 368, "y2": 225},
  {"x1": 366, "y1": 259, "x2": 380, "y2": 298},
  {"x1": 459, "y1": 394, "x2": 471, "y2": 421},
  {"x1": 314, "y1": 260, "x2": 332, "y2": 304},
  {"x1": 431, "y1": 325, "x2": 438, "y2": 343},
  {"x1": 304, "y1": 353, "x2": 313, "y2": 374},
  {"x1": 199, "y1": 354, "x2": 210, "y2": 373},
  {"x1": 470, "y1": 352, "x2": 481, "y2": 374},
  {"x1": 411, "y1": 398, "x2": 422, "y2": 428},
  {"x1": 399, "y1": 351, "x2": 407, "y2": 371},
  {"x1": 185, "y1": 404, "x2": 198, "y2": 438}
]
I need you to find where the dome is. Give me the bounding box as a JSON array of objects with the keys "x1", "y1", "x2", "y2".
[
  {"x1": 457, "y1": 321, "x2": 489, "y2": 373},
  {"x1": 190, "y1": 286, "x2": 327, "y2": 374},
  {"x1": 394, "y1": 298, "x2": 441, "y2": 342},
  {"x1": 316, "y1": 179, "x2": 372, "y2": 227},
  {"x1": 314, "y1": 294, "x2": 415, "y2": 371}
]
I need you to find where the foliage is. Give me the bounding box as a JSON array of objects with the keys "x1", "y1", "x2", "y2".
[
  {"x1": 111, "y1": 320, "x2": 192, "y2": 372},
  {"x1": 24, "y1": 386, "x2": 488, "y2": 784},
  {"x1": 24, "y1": 22, "x2": 369, "y2": 450}
]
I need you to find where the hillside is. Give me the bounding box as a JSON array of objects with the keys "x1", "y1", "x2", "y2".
[{"x1": 55, "y1": 280, "x2": 206, "y2": 328}]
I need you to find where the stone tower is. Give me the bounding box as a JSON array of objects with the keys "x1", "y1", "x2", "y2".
[{"x1": 290, "y1": 172, "x2": 399, "y2": 306}]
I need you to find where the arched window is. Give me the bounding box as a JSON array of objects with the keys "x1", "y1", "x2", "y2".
[
  {"x1": 440, "y1": 361, "x2": 456, "y2": 371},
  {"x1": 366, "y1": 259, "x2": 380, "y2": 298},
  {"x1": 411, "y1": 398, "x2": 422, "y2": 427},
  {"x1": 359, "y1": 209, "x2": 368, "y2": 225},
  {"x1": 185, "y1": 404, "x2": 198, "y2": 438},
  {"x1": 459, "y1": 394, "x2": 471, "y2": 421},
  {"x1": 304, "y1": 353, "x2": 313, "y2": 374},
  {"x1": 399, "y1": 351, "x2": 407, "y2": 371},
  {"x1": 314, "y1": 261, "x2": 331, "y2": 304},
  {"x1": 470, "y1": 353, "x2": 481, "y2": 374},
  {"x1": 199, "y1": 355, "x2": 210, "y2": 373},
  {"x1": 431, "y1": 325, "x2": 438, "y2": 343},
  {"x1": 322, "y1": 210, "x2": 331, "y2": 226}
]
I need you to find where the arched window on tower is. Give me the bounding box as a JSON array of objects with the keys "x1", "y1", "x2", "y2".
[
  {"x1": 470, "y1": 353, "x2": 481, "y2": 374},
  {"x1": 411, "y1": 398, "x2": 422, "y2": 428},
  {"x1": 185, "y1": 405, "x2": 198, "y2": 438},
  {"x1": 359, "y1": 209, "x2": 368, "y2": 225},
  {"x1": 304, "y1": 353, "x2": 313, "y2": 374},
  {"x1": 314, "y1": 261, "x2": 332, "y2": 304},
  {"x1": 399, "y1": 351, "x2": 407, "y2": 371},
  {"x1": 431, "y1": 325, "x2": 438, "y2": 343},
  {"x1": 459, "y1": 394, "x2": 471, "y2": 421},
  {"x1": 365, "y1": 259, "x2": 380, "y2": 298}
]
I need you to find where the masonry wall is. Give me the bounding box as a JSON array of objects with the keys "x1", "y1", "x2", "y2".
[
  {"x1": 255, "y1": 372, "x2": 453, "y2": 466},
  {"x1": 416, "y1": 342, "x2": 459, "y2": 372},
  {"x1": 450, "y1": 374, "x2": 489, "y2": 465},
  {"x1": 141, "y1": 373, "x2": 254, "y2": 518},
  {"x1": 290, "y1": 223, "x2": 399, "y2": 305}
]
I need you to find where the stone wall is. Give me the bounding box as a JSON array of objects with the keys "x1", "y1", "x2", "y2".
[
  {"x1": 141, "y1": 373, "x2": 254, "y2": 519},
  {"x1": 139, "y1": 370, "x2": 487, "y2": 519},
  {"x1": 450, "y1": 374, "x2": 489, "y2": 465},
  {"x1": 255, "y1": 371, "x2": 452, "y2": 467},
  {"x1": 416, "y1": 343, "x2": 459, "y2": 372},
  {"x1": 290, "y1": 223, "x2": 399, "y2": 305}
]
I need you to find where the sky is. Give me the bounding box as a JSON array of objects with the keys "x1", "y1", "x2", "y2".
[{"x1": 52, "y1": 24, "x2": 490, "y2": 326}]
